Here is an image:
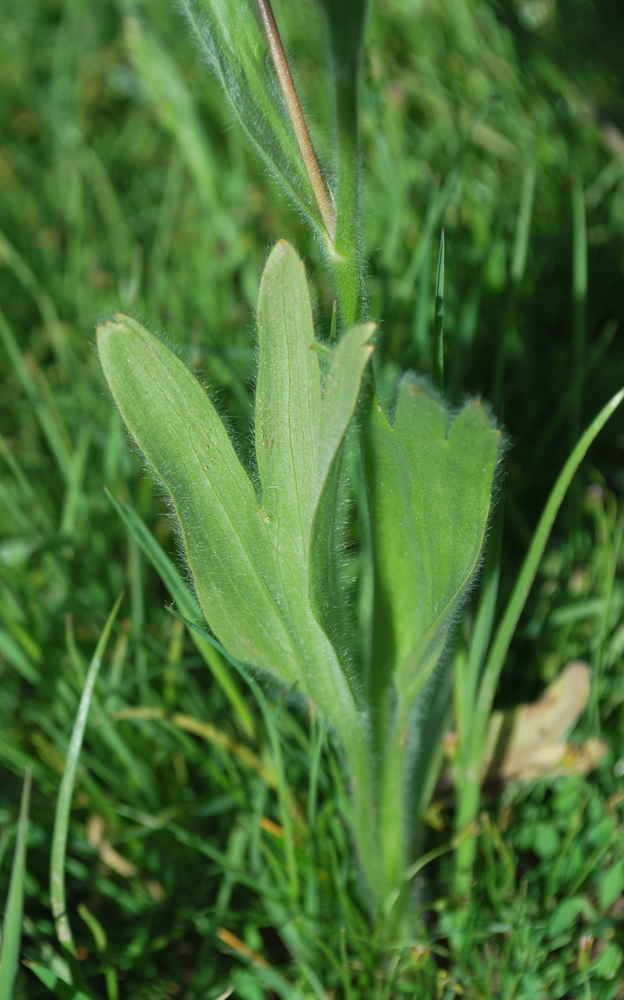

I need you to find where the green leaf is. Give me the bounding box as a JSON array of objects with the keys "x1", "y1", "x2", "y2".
[
  {"x1": 545, "y1": 895, "x2": 587, "y2": 940},
  {"x1": 24, "y1": 963, "x2": 96, "y2": 1000},
  {"x1": 0, "y1": 768, "x2": 32, "y2": 1000},
  {"x1": 50, "y1": 593, "x2": 123, "y2": 955},
  {"x1": 104, "y1": 489, "x2": 256, "y2": 739},
  {"x1": 123, "y1": 15, "x2": 219, "y2": 206},
  {"x1": 180, "y1": 0, "x2": 328, "y2": 233},
  {"x1": 594, "y1": 942, "x2": 624, "y2": 981},
  {"x1": 599, "y1": 858, "x2": 624, "y2": 913},
  {"x1": 98, "y1": 309, "x2": 296, "y2": 681},
  {"x1": 97, "y1": 241, "x2": 373, "y2": 732},
  {"x1": 364, "y1": 376, "x2": 501, "y2": 708}
]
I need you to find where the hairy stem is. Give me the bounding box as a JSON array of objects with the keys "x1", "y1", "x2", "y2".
[
  {"x1": 324, "y1": 5, "x2": 367, "y2": 328},
  {"x1": 332, "y1": 60, "x2": 363, "y2": 328}
]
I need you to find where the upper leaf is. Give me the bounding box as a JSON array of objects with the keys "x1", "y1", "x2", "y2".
[
  {"x1": 364, "y1": 375, "x2": 501, "y2": 706},
  {"x1": 180, "y1": 0, "x2": 329, "y2": 232}
]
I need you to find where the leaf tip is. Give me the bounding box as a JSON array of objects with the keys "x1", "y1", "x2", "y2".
[
  {"x1": 270, "y1": 238, "x2": 298, "y2": 264},
  {"x1": 96, "y1": 314, "x2": 125, "y2": 344}
]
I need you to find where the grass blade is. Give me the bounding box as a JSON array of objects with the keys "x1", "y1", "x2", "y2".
[
  {"x1": 0, "y1": 767, "x2": 32, "y2": 1000},
  {"x1": 455, "y1": 386, "x2": 624, "y2": 898},
  {"x1": 50, "y1": 593, "x2": 124, "y2": 957},
  {"x1": 492, "y1": 156, "x2": 537, "y2": 408},
  {"x1": 167, "y1": 607, "x2": 300, "y2": 903},
  {"x1": 479, "y1": 387, "x2": 624, "y2": 741},
  {"x1": 570, "y1": 173, "x2": 588, "y2": 452},
  {"x1": 24, "y1": 962, "x2": 96, "y2": 1000},
  {"x1": 105, "y1": 489, "x2": 255, "y2": 738},
  {"x1": 432, "y1": 228, "x2": 445, "y2": 392},
  {"x1": 0, "y1": 306, "x2": 73, "y2": 483}
]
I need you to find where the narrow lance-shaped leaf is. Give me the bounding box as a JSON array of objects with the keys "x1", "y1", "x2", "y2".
[
  {"x1": 98, "y1": 241, "x2": 374, "y2": 730},
  {"x1": 253, "y1": 241, "x2": 364, "y2": 718},
  {"x1": 252, "y1": 241, "x2": 374, "y2": 722},
  {"x1": 180, "y1": 0, "x2": 330, "y2": 234},
  {"x1": 310, "y1": 322, "x2": 376, "y2": 688},
  {"x1": 97, "y1": 313, "x2": 299, "y2": 682}
]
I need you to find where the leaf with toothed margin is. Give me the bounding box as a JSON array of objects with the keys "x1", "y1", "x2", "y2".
[{"x1": 363, "y1": 375, "x2": 502, "y2": 710}]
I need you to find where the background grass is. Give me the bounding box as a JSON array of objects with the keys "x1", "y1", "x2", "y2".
[{"x1": 1, "y1": 0, "x2": 624, "y2": 996}]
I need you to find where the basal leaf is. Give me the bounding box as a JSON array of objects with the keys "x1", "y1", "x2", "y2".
[
  {"x1": 255, "y1": 240, "x2": 323, "y2": 551},
  {"x1": 98, "y1": 242, "x2": 373, "y2": 732},
  {"x1": 255, "y1": 243, "x2": 373, "y2": 685},
  {"x1": 309, "y1": 320, "x2": 375, "y2": 689},
  {"x1": 365, "y1": 375, "x2": 501, "y2": 707},
  {"x1": 97, "y1": 313, "x2": 298, "y2": 682}
]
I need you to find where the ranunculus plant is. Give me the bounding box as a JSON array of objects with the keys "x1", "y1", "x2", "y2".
[
  {"x1": 98, "y1": 0, "x2": 622, "y2": 943},
  {"x1": 98, "y1": 237, "x2": 500, "y2": 935}
]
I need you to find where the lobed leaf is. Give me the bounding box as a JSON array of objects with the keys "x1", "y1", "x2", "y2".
[{"x1": 364, "y1": 375, "x2": 501, "y2": 707}]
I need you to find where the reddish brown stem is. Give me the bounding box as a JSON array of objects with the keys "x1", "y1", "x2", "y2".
[{"x1": 256, "y1": 0, "x2": 336, "y2": 241}]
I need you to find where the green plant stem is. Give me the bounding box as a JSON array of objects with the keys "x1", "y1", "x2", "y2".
[
  {"x1": 454, "y1": 387, "x2": 624, "y2": 900},
  {"x1": 170, "y1": 605, "x2": 382, "y2": 913},
  {"x1": 340, "y1": 727, "x2": 380, "y2": 908},
  {"x1": 331, "y1": 56, "x2": 363, "y2": 329},
  {"x1": 377, "y1": 698, "x2": 412, "y2": 935},
  {"x1": 255, "y1": 0, "x2": 335, "y2": 241},
  {"x1": 255, "y1": 0, "x2": 364, "y2": 325},
  {"x1": 326, "y1": 2, "x2": 367, "y2": 329}
]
